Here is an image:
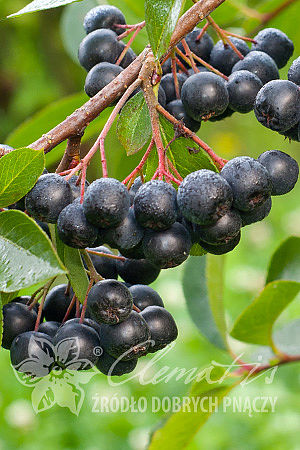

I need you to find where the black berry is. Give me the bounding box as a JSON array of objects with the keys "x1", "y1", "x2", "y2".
[
  {"x1": 85, "y1": 246, "x2": 118, "y2": 279},
  {"x1": 160, "y1": 73, "x2": 188, "y2": 103},
  {"x1": 181, "y1": 72, "x2": 229, "y2": 121},
  {"x1": 129, "y1": 285, "x2": 164, "y2": 311},
  {"x1": 68, "y1": 176, "x2": 90, "y2": 201},
  {"x1": 54, "y1": 322, "x2": 101, "y2": 370},
  {"x1": 83, "y1": 5, "x2": 126, "y2": 36},
  {"x1": 117, "y1": 257, "x2": 161, "y2": 285},
  {"x1": 166, "y1": 99, "x2": 201, "y2": 132},
  {"x1": 231, "y1": 51, "x2": 279, "y2": 85},
  {"x1": 258, "y1": 150, "x2": 299, "y2": 195},
  {"x1": 141, "y1": 306, "x2": 178, "y2": 353},
  {"x1": 85, "y1": 62, "x2": 123, "y2": 98},
  {"x1": 288, "y1": 57, "x2": 300, "y2": 86},
  {"x1": 177, "y1": 170, "x2": 233, "y2": 225},
  {"x1": 25, "y1": 174, "x2": 73, "y2": 224},
  {"x1": 227, "y1": 70, "x2": 263, "y2": 113},
  {"x1": 87, "y1": 279, "x2": 133, "y2": 324},
  {"x1": 133, "y1": 180, "x2": 178, "y2": 230},
  {"x1": 129, "y1": 176, "x2": 143, "y2": 205},
  {"x1": 142, "y1": 222, "x2": 192, "y2": 269},
  {"x1": 178, "y1": 28, "x2": 214, "y2": 62},
  {"x1": 199, "y1": 231, "x2": 241, "y2": 255},
  {"x1": 78, "y1": 29, "x2": 121, "y2": 71},
  {"x1": 194, "y1": 209, "x2": 242, "y2": 245},
  {"x1": 2, "y1": 303, "x2": 37, "y2": 350},
  {"x1": 220, "y1": 157, "x2": 272, "y2": 211},
  {"x1": 96, "y1": 351, "x2": 137, "y2": 376},
  {"x1": 209, "y1": 37, "x2": 250, "y2": 76},
  {"x1": 43, "y1": 284, "x2": 76, "y2": 322},
  {"x1": 99, "y1": 311, "x2": 150, "y2": 360},
  {"x1": 254, "y1": 80, "x2": 300, "y2": 132},
  {"x1": 83, "y1": 178, "x2": 130, "y2": 228},
  {"x1": 240, "y1": 198, "x2": 272, "y2": 226},
  {"x1": 57, "y1": 199, "x2": 98, "y2": 249},
  {"x1": 252, "y1": 28, "x2": 294, "y2": 69},
  {"x1": 105, "y1": 208, "x2": 144, "y2": 250},
  {"x1": 38, "y1": 321, "x2": 61, "y2": 338}
]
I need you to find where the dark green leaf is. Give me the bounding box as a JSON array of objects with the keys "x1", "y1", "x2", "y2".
[
  {"x1": 266, "y1": 236, "x2": 300, "y2": 284},
  {"x1": 231, "y1": 281, "x2": 300, "y2": 346},
  {"x1": 0, "y1": 211, "x2": 66, "y2": 292},
  {"x1": 7, "y1": 0, "x2": 83, "y2": 17},
  {"x1": 117, "y1": 92, "x2": 151, "y2": 156},
  {"x1": 145, "y1": 0, "x2": 186, "y2": 57},
  {"x1": 182, "y1": 255, "x2": 227, "y2": 350},
  {"x1": 55, "y1": 229, "x2": 89, "y2": 304},
  {"x1": 149, "y1": 366, "x2": 241, "y2": 450},
  {"x1": 0, "y1": 148, "x2": 45, "y2": 208}
]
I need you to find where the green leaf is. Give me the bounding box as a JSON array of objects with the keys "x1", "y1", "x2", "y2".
[
  {"x1": 182, "y1": 255, "x2": 227, "y2": 350},
  {"x1": 0, "y1": 211, "x2": 66, "y2": 292},
  {"x1": 117, "y1": 92, "x2": 151, "y2": 156},
  {"x1": 231, "y1": 281, "x2": 300, "y2": 346},
  {"x1": 145, "y1": 0, "x2": 186, "y2": 57},
  {"x1": 0, "y1": 148, "x2": 45, "y2": 208},
  {"x1": 7, "y1": 0, "x2": 84, "y2": 17},
  {"x1": 149, "y1": 366, "x2": 241, "y2": 450},
  {"x1": 0, "y1": 291, "x2": 19, "y2": 306},
  {"x1": 55, "y1": 230, "x2": 89, "y2": 304},
  {"x1": 266, "y1": 236, "x2": 300, "y2": 284},
  {"x1": 189, "y1": 242, "x2": 207, "y2": 257}
]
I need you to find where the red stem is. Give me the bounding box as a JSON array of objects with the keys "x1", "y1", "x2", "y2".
[
  {"x1": 196, "y1": 22, "x2": 210, "y2": 41},
  {"x1": 86, "y1": 250, "x2": 126, "y2": 261},
  {"x1": 80, "y1": 279, "x2": 94, "y2": 324},
  {"x1": 224, "y1": 30, "x2": 256, "y2": 44},
  {"x1": 171, "y1": 57, "x2": 181, "y2": 99},
  {"x1": 181, "y1": 39, "x2": 198, "y2": 72},
  {"x1": 176, "y1": 46, "x2": 228, "y2": 80},
  {"x1": 123, "y1": 139, "x2": 155, "y2": 184},
  {"x1": 207, "y1": 16, "x2": 244, "y2": 60},
  {"x1": 62, "y1": 294, "x2": 77, "y2": 323},
  {"x1": 116, "y1": 23, "x2": 145, "y2": 65}
]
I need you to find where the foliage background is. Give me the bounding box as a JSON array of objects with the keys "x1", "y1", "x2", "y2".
[{"x1": 0, "y1": 0, "x2": 299, "y2": 448}]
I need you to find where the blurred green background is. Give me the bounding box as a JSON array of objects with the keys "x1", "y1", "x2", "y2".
[{"x1": 0, "y1": 0, "x2": 299, "y2": 449}]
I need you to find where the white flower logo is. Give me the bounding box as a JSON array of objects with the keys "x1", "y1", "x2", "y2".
[{"x1": 12, "y1": 334, "x2": 100, "y2": 415}]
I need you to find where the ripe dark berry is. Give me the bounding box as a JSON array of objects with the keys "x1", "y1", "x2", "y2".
[
  {"x1": 10, "y1": 295, "x2": 39, "y2": 315},
  {"x1": 288, "y1": 57, "x2": 300, "y2": 85},
  {"x1": 36, "y1": 220, "x2": 51, "y2": 238},
  {"x1": 209, "y1": 37, "x2": 250, "y2": 76},
  {"x1": 117, "y1": 242, "x2": 145, "y2": 260},
  {"x1": 99, "y1": 310, "x2": 150, "y2": 360},
  {"x1": 117, "y1": 257, "x2": 161, "y2": 285},
  {"x1": 227, "y1": 70, "x2": 263, "y2": 113},
  {"x1": 177, "y1": 170, "x2": 233, "y2": 225},
  {"x1": 10, "y1": 331, "x2": 54, "y2": 377},
  {"x1": 54, "y1": 322, "x2": 101, "y2": 370},
  {"x1": 83, "y1": 5, "x2": 126, "y2": 36},
  {"x1": 38, "y1": 321, "x2": 61, "y2": 338},
  {"x1": 97, "y1": 351, "x2": 137, "y2": 376},
  {"x1": 220, "y1": 157, "x2": 272, "y2": 211},
  {"x1": 232, "y1": 51, "x2": 279, "y2": 85},
  {"x1": 240, "y1": 198, "x2": 272, "y2": 226},
  {"x1": 87, "y1": 279, "x2": 133, "y2": 324},
  {"x1": 258, "y1": 150, "x2": 299, "y2": 195},
  {"x1": 129, "y1": 176, "x2": 142, "y2": 205},
  {"x1": 141, "y1": 306, "x2": 178, "y2": 353},
  {"x1": 133, "y1": 180, "x2": 178, "y2": 230},
  {"x1": 78, "y1": 29, "x2": 121, "y2": 71},
  {"x1": 208, "y1": 107, "x2": 235, "y2": 122},
  {"x1": 194, "y1": 209, "x2": 242, "y2": 245},
  {"x1": 160, "y1": 73, "x2": 188, "y2": 103},
  {"x1": 62, "y1": 318, "x2": 102, "y2": 337},
  {"x1": 2, "y1": 303, "x2": 37, "y2": 350},
  {"x1": 43, "y1": 284, "x2": 76, "y2": 322},
  {"x1": 7, "y1": 197, "x2": 26, "y2": 211},
  {"x1": 181, "y1": 72, "x2": 229, "y2": 121},
  {"x1": 129, "y1": 285, "x2": 164, "y2": 311},
  {"x1": 177, "y1": 27, "x2": 214, "y2": 62},
  {"x1": 85, "y1": 62, "x2": 123, "y2": 98},
  {"x1": 280, "y1": 122, "x2": 300, "y2": 142},
  {"x1": 86, "y1": 246, "x2": 118, "y2": 279},
  {"x1": 25, "y1": 174, "x2": 73, "y2": 224},
  {"x1": 68, "y1": 176, "x2": 90, "y2": 201},
  {"x1": 188, "y1": 66, "x2": 208, "y2": 76},
  {"x1": 252, "y1": 28, "x2": 294, "y2": 69},
  {"x1": 105, "y1": 208, "x2": 144, "y2": 250},
  {"x1": 83, "y1": 178, "x2": 130, "y2": 228},
  {"x1": 254, "y1": 80, "x2": 300, "y2": 132},
  {"x1": 142, "y1": 222, "x2": 192, "y2": 269},
  {"x1": 57, "y1": 200, "x2": 98, "y2": 249},
  {"x1": 166, "y1": 100, "x2": 201, "y2": 132},
  {"x1": 199, "y1": 231, "x2": 241, "y2": 255}
]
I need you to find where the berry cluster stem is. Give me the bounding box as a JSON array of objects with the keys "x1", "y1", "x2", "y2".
[
  {"x1": 122, "y1": 138, "x2": 155, "y2": 185},
  {"x1": 34, "y1": 278, "x2": 56, "y2": 331},
  {"x1": 116, "y1": 22, "x2": 145, "y2": 65},
  {"x1": 206, "y1": 15, "x2": 245, "y2": 60}
]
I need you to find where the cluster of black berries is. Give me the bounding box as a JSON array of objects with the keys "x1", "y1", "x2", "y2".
[
  {"x1": 2, "y1": 278, "x2": 177, "y2": 377},
  {"x1": 161, "y1": 27, "x2": 299, "y2": 141}
]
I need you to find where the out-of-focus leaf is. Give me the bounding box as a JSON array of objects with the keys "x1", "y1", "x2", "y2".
[
  {"x1": 149, "y1": 365, "x2": 241, "y2": 450},
  {"x1": 7, "y1": 0, "x2": 84, "y2": 18},
  {"x1": 189, "y1": 243, "x2": 207, "y2": 256},
  {"x1": 117, "y1": 92, "x2": 151, "y2": 156},
  {"x1": 266, "y1": 237, "x2": 300, "y2": 284},
  {"x1": 0, "y1": 211, "x2": 66, "y2": 292},
  {"x1": 231, "y1": 281, "x2": 300, "y2": 346},
  {"x1": 0, "y1": 148, "x2": 44, "y2": 208},
  {"x1": 145, "y1": 0, "x2": 185, "y2": 57},
  {"x1": 183, "y1": 255, "x2": 227, "y2": 350}
]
